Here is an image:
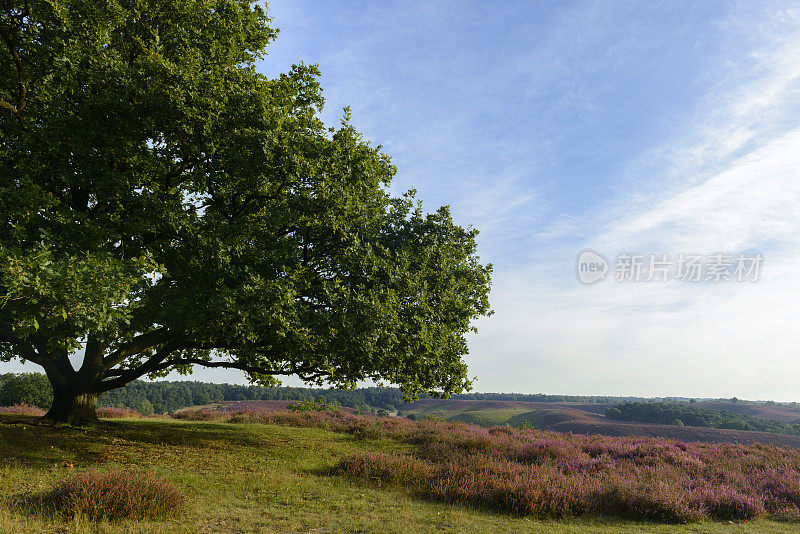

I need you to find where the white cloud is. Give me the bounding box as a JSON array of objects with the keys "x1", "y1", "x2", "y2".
[
  {"x1": 599, "y1": 127, "x2": 800, "y2": 253},
  {"x1": 471, "y1": 59, "x2": 800, "y2": 400}
]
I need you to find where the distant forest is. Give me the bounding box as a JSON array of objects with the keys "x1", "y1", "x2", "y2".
[
  {"x1": 0, "y1": 372, "x2": 682, "y2": 414},
  {"x1": 0, "y1": 372, "x2": 406, "y2": 415},
  {"x1": 1, "y1": 372, "x2": 798, "y2": 416},
  {"x1": 606, "y1": 402, "x2": 800, "y2": 436}
]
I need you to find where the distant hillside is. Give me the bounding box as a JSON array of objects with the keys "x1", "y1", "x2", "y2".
[
  {"x1": 400, "y1": 399, "x2": 800, "y2": 448},
  {"x1": 605, "y1": 402, "x2": 800, "y2": 436},
  {"x1": 694, "y1": 401, "x2": 800, "y2": 424}
]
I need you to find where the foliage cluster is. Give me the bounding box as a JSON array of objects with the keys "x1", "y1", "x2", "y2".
[
  {"x1": 99, "y1": 381, "x2": 405, "y2": 413},
  {"x1": 0, "y1": 373, "x2": 52, "y2": 409}
]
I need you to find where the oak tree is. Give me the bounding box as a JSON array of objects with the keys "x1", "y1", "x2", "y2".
[{"x1": 0, "y1": 0, "x2": 492, "y2": 424}]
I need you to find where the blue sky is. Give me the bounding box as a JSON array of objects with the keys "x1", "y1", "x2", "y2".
[
  {"x1": 6, "y1": 1, "x2": 800, "y2": 400},
  {"x1": 253, "y1": 0, "x2": 800, "y2": 400}
]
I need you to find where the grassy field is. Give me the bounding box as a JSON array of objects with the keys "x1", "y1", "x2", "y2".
[
  {"x1": 1, "y1": 415, "x2": 798, "y2": 533},
  {"x1": 428, "y1": 408, "x2": 533, "y2": 427}
]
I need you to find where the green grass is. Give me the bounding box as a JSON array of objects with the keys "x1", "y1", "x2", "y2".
[
  {"x1": 507, "y1": 409, "x2": 576, "y2": 428},
  {"x1": 0, "y1": 415, "x2": 797, "y2": 533},
  {"x1": 445, "y1": 408, "x2": 532, "y2": 427},
  {"x1": 405, "y1": 404, "x2": 573, "y2": 429},
  {"x1": 404, "y1": 405, "x2": 533, "y2": 427}
]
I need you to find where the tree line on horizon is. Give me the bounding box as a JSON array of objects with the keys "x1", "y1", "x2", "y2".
[
  {"x1": 4, "y1": 372, "x2": 797, "y2": 416},
  {"x1": 0, "y1": 372, "x2": 682, "y2": 414},
  {"x1": 0, "y1": 372, "x2": 406, "y2": 415}
]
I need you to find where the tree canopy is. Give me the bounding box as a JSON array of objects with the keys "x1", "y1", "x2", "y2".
[{"x1": 0, "y1": 0, "x2": 492, "y2": 424}]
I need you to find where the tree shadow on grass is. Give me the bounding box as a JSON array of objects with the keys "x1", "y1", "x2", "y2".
[
  {"x1": 0, "y1": 416, "x2": 271, "y2": 471},
  {"x1": 0, "y1": 417, "x2": 110, "y2": 469},
  {"x1": 5, "y1": 483, "x2": 74, "y2": 524},
  {"x1": 102, "y1": 419, "x2": 271, "y2": 450}
]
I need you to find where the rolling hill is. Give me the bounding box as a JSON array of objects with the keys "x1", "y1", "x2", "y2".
[
  {"x1": 694, "y1": 401, "x2": 800, "y2": 424},
  {"x1": 400, "y1": 399, "x2": 800, "y2": 448}
]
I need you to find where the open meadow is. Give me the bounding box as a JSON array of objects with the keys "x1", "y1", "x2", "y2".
[{"x1": 2, "y1": 408, "x2": 800, "y2": 533}]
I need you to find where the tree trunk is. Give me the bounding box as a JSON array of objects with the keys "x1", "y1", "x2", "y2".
[{"x1": 43, "y1": 388, "x2": 99, "y2": 425}]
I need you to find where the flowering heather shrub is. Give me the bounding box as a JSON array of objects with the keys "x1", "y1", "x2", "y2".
[
  {"x1": 174, "y1": 401, "x2": 358, "y2": 422},
  {"x1": 287, "y1": 398, "x2": 340, "y2": 412},
  {"x1": 173, "y1": 401, "x2": 302, "y2": 421},
  {"x1": 0, "y1": 404, "x2": 46, "y2": 416},
  {"x1": 212, "y1": 400, "x2": 297, "y2": 412},
  {"x1": 172, "y1": 408, "x2": 230, "y2": 421},
  {"x1": 45, "y1": 469, "x2": 185, "y2": 520},
  {"x1": 694, "y1": 486, "x2": 765, "y2": 520},
  {"x1": 180, "y1": 407, "x2": 800, "y2": 523},
  {"x1": 335, "y1": 453, "x2": 433, "y2": 486},
  {"x1": 167, "y1": 406, "x2": 800, "y2": 522},
  {"x1": 96, "y1": 407, "x2": 143, "y2": 419}
]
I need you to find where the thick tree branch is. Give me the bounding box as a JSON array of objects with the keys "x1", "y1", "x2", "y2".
[
  {"x1": 0, "y1": 24, "x2": 27, "y2": 117},
  {"x1": 12, "y1": 339, "x2": 43, "y2": 365},
  {"x1": 149, "y1": 357, "x2": 283, "y2": 376},
  {"x1": 147, "y1": 357, "x2": 333, "y2": 383},
  {"x1": 0, "y1": 320, "x2": 49, "y2": 368},
  {"x1": 0, "y1": 315, "x2": 15, "y2": 345},
  {"x1": 0, "y1": 98, "x2": 18, "y2": 114},
  {"x1": 13, "y1": 335, "x2": 77, "y2": 391},
  {"x1": 101, "y1": 327, "x2": 173, "y2": 371},
  {"x1": 97, "y1": 339, "x2": 183, "y2": 392},
  {"x1": 78, "y1": 333, "x2": 106, "y2": 380}
]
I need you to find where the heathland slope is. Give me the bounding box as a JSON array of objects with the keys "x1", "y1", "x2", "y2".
[
  {"x1": 4, "y1": 410, "x2": 800, "y2": 532},
  {"x1": 694, "y1": 402, "x2": 800, "y2": 424},
  {"x1": 401, "y1": 399, "x2": 800, "y2": 447}
]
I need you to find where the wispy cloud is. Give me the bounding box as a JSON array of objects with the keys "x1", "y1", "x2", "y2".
[
  {"x1": 470, "y1": 2, "x2": 800, "y2": 400},
  {"x1": 599, "y1": 128, "x2": 800, "y2": 254}
]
